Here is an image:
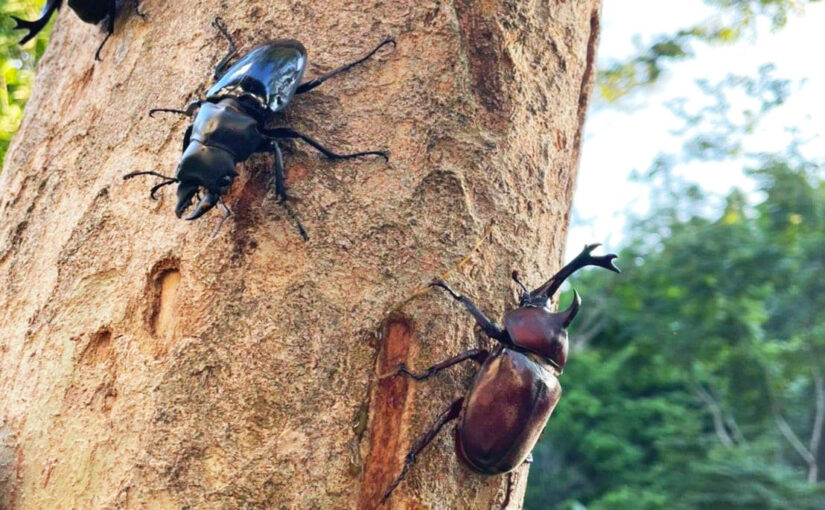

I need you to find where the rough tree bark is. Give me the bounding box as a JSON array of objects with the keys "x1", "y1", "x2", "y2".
[{"x1": 0, "y1": 1, "x2": 601, "y2": 508}]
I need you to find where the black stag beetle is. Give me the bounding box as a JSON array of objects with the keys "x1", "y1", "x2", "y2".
[
  {"x1": 124, "y1": 18, "x2": 393, "y2": 238},
  {"x1": 382, "y1": 244, "x2": 620, "y2": 501},
  {"x1": 12, "y1": 0, "x2": 144, "y2": 61}
]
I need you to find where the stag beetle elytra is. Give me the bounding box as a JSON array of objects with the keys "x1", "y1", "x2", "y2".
[
  {"x1": 12, "y1": 0, "x2": 144, "y2": 61},
  {"x1": 123, "y1": 18, "x2": 394, "y2": 239},
  {"x1": 382, "y1": 244, "x2": 620, "y2": 501}
]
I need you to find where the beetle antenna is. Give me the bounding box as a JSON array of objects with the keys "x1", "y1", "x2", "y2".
[
  {"x1": 511, "y1": 270, "x2": 529, "y2": 294},
  {"x1": 531, "y1": 243, "x2": 620, "y2": 299},
  {"x1": 123, "y1": 172, "x2": 179, "y2": 199},
  {"x1": 149, "y1": 108, "x2": 191, "y2": 118}
]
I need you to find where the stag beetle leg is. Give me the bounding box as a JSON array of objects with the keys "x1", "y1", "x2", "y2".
[
  {"x1": 209, "y1": 201, "x2": 233, "y2": 238},
  {"x1": 93, "y1": 0, "x2": 117, "y2": 61},
  {"x1": 212, "y1": 17, "x2": 238, "y2": 80},
  {"x1": 267, "y1": 142, "x2": 308, "y2": 241},
  {"x1": 11, "y1": 0, "x2": 61, "y2": 45},
  {"x1": 382, "y1": 349, "x2": 489, "y2": 381},
  {"x1": 383, "y1": 398, "x2": 464, "y2": 502},
  {"x1": 134, "y1": 0, "x2": 147, "y2": 19},
  {"x1": 262, "y1": 127, "x2": 388, "y2": 162},
  {"x1": 430, "y1": 280, "x2": 511, "y2": 344},
  {"x1": 271, "y1": 141, "x2": 288, "y2": 203},
  {"x1": 296, "y1": 37, "x2": 396, "y2": 94}
]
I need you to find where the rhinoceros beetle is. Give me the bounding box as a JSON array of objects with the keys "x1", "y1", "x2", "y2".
[
  {"x1": 12, "y1": 0, "x2": 144, "y2": 61},
  {"x1": 382, "y1": 244, "x2": 620, "y2": 501},
  {"x1": 124, "y1": 18, "x2": 393, "y2": 239}
]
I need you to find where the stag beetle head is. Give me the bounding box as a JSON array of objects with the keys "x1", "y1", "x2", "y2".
[
  {"x1": 174, "y1": 141, "x2": 237, "y2": 220},
  {"x1": 505, "y1": 245, "x2": 620, "y2": 372}
]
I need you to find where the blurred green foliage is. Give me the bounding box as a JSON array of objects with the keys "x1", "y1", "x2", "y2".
[
  {"x1": 599, "y1": 0, "x2": 822, "y2": 103},
  {"x1": 526, "y1": 155, "x2": 825, "y2": 508},
  {"x1": 0, "y1": 0, "x2": 51, "y2": 166},
  {"x1": 527, "y1": 4, "x2": 825, "y2": 508}
]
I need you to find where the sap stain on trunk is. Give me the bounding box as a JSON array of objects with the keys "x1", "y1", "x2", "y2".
[{"x1": 359, "y1": 317, "x2": 416, "y2": 509}]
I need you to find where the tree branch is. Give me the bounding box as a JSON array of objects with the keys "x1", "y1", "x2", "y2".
[
  {"x1": 693, "y1": 383, "x2": 735, "y2": 449},
  {"x1": 764, "y1": 370, "x2": 816, "y2": 470},
  {"x1": 808, "y1": 367, "x2": 824, "y2": 483}
]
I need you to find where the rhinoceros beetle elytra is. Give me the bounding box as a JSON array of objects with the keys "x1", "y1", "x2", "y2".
[
  {"x1": 123, "y1": 17, "x2": 394, "y2": 239},
  {"x1": 381, "y1": 244, "x2": 620, "y2": 501},
  {"x1": 11, "y1": 0, "x2": 145, "y2": 61}
]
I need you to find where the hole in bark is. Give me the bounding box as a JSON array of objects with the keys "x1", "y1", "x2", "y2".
[
  {"x1": 146, "y1": 258, "x2": 181, "y2": 338},
  {"x1": 80, "y1": 328, "x2": 113, "y2": 365},
  {"x1": 154, "y1": 270, "x2": 180, "y2": 336}
]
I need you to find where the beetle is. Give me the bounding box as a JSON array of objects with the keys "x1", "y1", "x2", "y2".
[
  {"x1": 382, "y1": 243, "x2": 620, "y2": 501},
  {"x1": 11, "y1": 0, "x2": 144, "y2": 61},
  {"x1": 123, "y1": 18, "x2": 393, "y2": 239}
]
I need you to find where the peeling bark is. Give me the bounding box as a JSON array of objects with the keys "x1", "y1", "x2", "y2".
[{"x1": 0, "y1": 0, "x2": 602, "y2": 508}]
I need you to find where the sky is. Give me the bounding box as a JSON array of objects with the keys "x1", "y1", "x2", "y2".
[{"x1": 567, "y1": 0, "x2": 825, "y2": 257}]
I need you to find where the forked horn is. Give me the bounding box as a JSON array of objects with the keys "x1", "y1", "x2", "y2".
[{"x1": 531, "y1": 243, "x2": 620, "y2": 299}]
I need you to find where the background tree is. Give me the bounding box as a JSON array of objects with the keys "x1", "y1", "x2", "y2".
[{"x1": 0, "y1": 1, "x2": 602, "y2": 509}]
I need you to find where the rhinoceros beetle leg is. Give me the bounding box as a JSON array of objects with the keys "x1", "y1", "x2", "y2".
[
  {"x1": 93, "y1": 0, "x2": 118, "y2": 61},
  {"x1": 382, "y1": 348, "x2": 489, "y2": 381},
  {"x1": 211, "y1": 17, "x2": 238, "y2": 80},
  {"x1": 269, "y1": 141, "x2": 309, "y2": 241},
  {"x1": 262, "y1": 127, "x2": 389, "y2": 162},
  {"x1": 295, "y1": 37, "x2": 396, "y2": 95},
  {"x1": 501, "y1": 453, "x2": 533, "y2": 508},
  {"x1": 430, "y1": 280, "x2": 511, "y2": 344},
  {"x1": 383, "y1": 398, "x2": 464, "y2": 502},
  {"x1": 11, "y1": 0, "x2": 62, "y2": 45}
]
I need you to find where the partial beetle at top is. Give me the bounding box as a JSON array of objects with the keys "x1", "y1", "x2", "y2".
[
  {"x1": 124, "y1": 18, "x2": 394, "y2": 239},
  {"x1": 382, "y1": 244, "x2": 620, "y2": 502},
  {"x1": 11, "y1": 0, "x2": 144, "y2": 61}
]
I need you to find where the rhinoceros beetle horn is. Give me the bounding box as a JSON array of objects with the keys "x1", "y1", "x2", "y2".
[
  {"x1": 560, "y1": 289, "x2": 582, "y2": 327},
  {"x1": 530, "y1": 243, "x2": 620, "y2": 300}
]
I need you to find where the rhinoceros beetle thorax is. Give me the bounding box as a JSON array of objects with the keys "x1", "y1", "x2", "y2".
[{"x1": 503, "y1": 304, "x2": 572, "y2": 373}]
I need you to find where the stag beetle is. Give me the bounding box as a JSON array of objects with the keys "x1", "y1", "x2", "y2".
[
  {"x1": 12, "y1": 0, "x2": 144, "y2": 61},
  {"x1": 382, "y1": 244, "x2": 620, "y2": 501},
  {"x1": 124, "y1": 18, "x2": 393, "y2": 238}
]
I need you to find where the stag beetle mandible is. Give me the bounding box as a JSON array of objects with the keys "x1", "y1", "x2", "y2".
[
  {"x1": 124, "y1": 18, "x2": 394, "y2": 238},
  {"x1": 12, "y1": 0, "x2": 144, "y2": 61},
  {"x1": 382, "y1": 244, "x2": 620, "y2": 501}
]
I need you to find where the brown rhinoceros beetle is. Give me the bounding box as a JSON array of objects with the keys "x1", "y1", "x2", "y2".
[{"x1": 382, "y1": 243, "x2": 620, "y2": 501}]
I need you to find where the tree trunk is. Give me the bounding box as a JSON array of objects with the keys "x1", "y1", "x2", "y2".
[{"x1": 0, "y1": 1, "x2": 601, "y2": 508}]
